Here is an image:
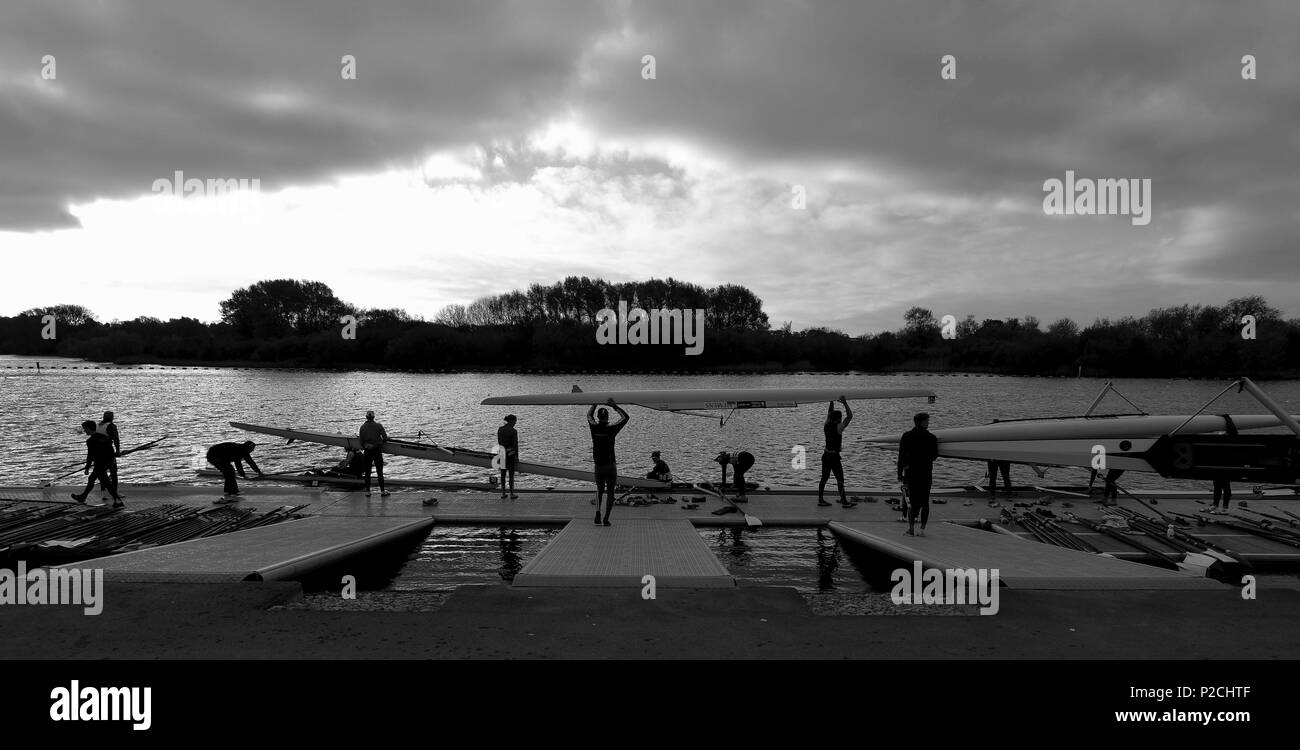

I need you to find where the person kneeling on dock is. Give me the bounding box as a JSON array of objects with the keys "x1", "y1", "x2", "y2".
[
  {"x1": 71, "y1": 420, "x2": 124, "y2": 507},
  {"x1": 897, "y1": 413, "x2": 938, "y2": 537},
  {"x1": 646, "y1": 451, "x2": 671, "y2": 482},
  {"x1": 207, "y1": 440, "x2": 263, "y2": 503}
]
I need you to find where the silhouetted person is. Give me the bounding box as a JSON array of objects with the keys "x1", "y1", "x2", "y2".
[
  {"x1": 818, "y1": 397, "x2": 853, "y2": 506},
  {"x1": 206, "y1": 441, "x2": 262, "y2": 502},
  {"x1": 588, "y1": 400, "x2": 628, "y2": 526},
  {"x1": 715, "y1": 450, "x2": 756, "y2": 501},
  {"x1": 359, "y1": 410, "x2": 390, "y2": 498},
  {"x1": 497, "y1": 414, "x2": 519, "y2": 499},
  {"x1": 96, "y1": 411, "x2": 121, "y2": 499},
  {"x1": 71, "y1": 420, "x2": 122, "y2": 507},
  {"x1": 898, "y1": 413, "x2": 938, "y2": 537},
  {"x1": 646, "y1": 450, "x2": 671, "y2": 482},
  {"x1": 986, "y1": 460, "x2": 1011, "y2": 498}
]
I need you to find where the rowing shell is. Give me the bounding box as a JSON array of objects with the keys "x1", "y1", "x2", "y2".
[
  {"x1": 862, "y1": 414, "x2": 1292, "y2": 444},
  {"x1": 482, "y1": 387, "x2": 936, "y2": 412},
  {"x1": 229, "y1": 422, "x2": 669, "y2": 489}
]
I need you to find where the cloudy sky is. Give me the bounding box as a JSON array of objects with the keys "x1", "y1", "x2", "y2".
[{"x1": 1, "y1": 0, "x2": 1297, "y2": 332}]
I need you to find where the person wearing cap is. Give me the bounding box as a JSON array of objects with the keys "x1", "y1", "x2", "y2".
[
  {"x1": 359, "y1": 410, "x2": 390, "y2": 498},
  {"x1": 645, "y1": 451, "x2": 671, "y2": 482},
  {"x1": 206, "y1": 440, "x2": 263, "y2": 503},
  {"x1": 497, "y1": 414, "x2": 520, "y2": 499}
]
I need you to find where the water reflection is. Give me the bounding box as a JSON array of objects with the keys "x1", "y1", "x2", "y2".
[{"x1": 701, "y1": 526, "x2": 870, "y2": 594}]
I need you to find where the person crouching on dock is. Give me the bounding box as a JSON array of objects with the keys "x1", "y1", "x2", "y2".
[{"x1": 207, "y1": 440, "x2": 263, "y2": 503}]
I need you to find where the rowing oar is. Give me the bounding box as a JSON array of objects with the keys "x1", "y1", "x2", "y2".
[
  {"x1": 42, "y1": 435, "x2": 170, "y2": 487},
  {"x1": 687, "y1": 477, "x2": 761, "y2": 527}
]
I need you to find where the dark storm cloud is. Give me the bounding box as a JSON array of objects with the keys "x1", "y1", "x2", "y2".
[{"x1": 0, "y1": 0, "x2": 612, "y2": 230}]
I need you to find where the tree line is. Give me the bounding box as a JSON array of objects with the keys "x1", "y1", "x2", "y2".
[{"x1": 1, "y1": 280, "x2": 1297, "y2": 377}]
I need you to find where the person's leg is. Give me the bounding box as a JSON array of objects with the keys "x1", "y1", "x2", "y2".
[
  {"x1": 375, "y1": 452, "x2": 387, "y2": 494},
  {"x1": 998, "y1": 463, "x2": 1010, "y2": 494},
  {"x1": 508, "y1": 468, "x2": 516, "y2": 496},
  {"x1": 98, "y1": 464, "x2": 122, "y2": 502},
  {"x1": 833, "y1": 458, "x2": 846, "y2": 502},
  {"x1": 594, "y1": 468, "x2": 606, "y2": 522},
  {"x1": 363, "y1": 450, "x2": 374, "y2": 494},
  {"x1": 734, "y1": 469, "x2": 748, "y2": 501},
  {"x1": 109, "y1": 459, "x2": 119, "y2": 494},
  {"x1": 72, "y1": 470, "x2": 96, "y2": 501},
  {"x1": 500, "y1": 469, "x2": 508, "y2": 498},
  {"x1": 600, "y1": 469, "x2": 615, "y2": 523},
  {"x1": 218, "y1": 461, "x2": 238, "y2": 495},
  {"x1": 905, "y1": 480, "x2": 918, "y2": 533},
  {"x1": 1223, "y1": 480, "x2": 1232, "y2": 509},
  {"x1": 987, "y1": 461, "x2": 997, "y2": 499},
  {"x1": 918, "y1": 481, "x2": 931, "y2": 530},
  {"x1": 818, "y1": 456, "x2": 831, "y2": 500}
]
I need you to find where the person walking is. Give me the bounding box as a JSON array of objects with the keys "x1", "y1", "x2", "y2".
[
  {"x1": 897, "y1": 413, "x2": 939, "y2": 537},
  {"x1": 71, "y1": 420, "x2": 124, "y2": 507}
]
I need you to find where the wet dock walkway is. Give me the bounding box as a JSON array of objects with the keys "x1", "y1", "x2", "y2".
[
  {"x1": 828, "y1": 520, "x2": 1219, "y2": 590},
  {"x1": 512, "y1": 520, "x2": 735, "y2": 588}
]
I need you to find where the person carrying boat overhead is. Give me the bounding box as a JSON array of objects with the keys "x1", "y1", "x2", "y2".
[
  {"x1": 206, "y1": 440, "x2": 263, "y2": 503},
  {"x1": 645, "y1": 451, "x2": 671, "y2": 482},
  {"x1": 897, "y1": 412, "x2": 938, "y2": 537},
  {"x1": 359, "y1": 410, "x2": 390, "y2": 498},
  {"x1": 71, "y1": 420, "x2": 124, "y2": 507},
  {"x1": 96, "y1": 410, "x2": 122, "y2": 500},
  {"x1": 588, "y1": 400, "x2": 629, "y2": 526},
  {"x1": 715, "y1": 450, "x2": 756, "y2": 502},
  {"x1": 497, "y1": 414, "x2": 520, "y2": 500},
  {"x1": 818, "y1": 397, "x2": 852, "y2": 507}
]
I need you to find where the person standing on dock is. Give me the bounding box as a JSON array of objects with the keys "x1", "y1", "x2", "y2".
[
  {"x1": 897, "y1": 413, "x2": 938, "y2": 537},
  {"x1": 497, "y1": 415, "x2": 519, "y2": 499},
  {"x1": 986, "y1": 460, "x2": 1011, "y2": 500},
  {"x1": 818, "y1": 397, "x2": 853, "y2": 507},
  {"x1": 206, "y1": 441, "x2": 263, "y2": 502},
  {"x1": 96, "y1": 411, "x2": 122, "y2": 500},
  {"x1": 1210, "y1": 477, "x2": 1232, "y2": 514},
  {"x1": 359, "y1": 411, "x2": 390, "y2": 498},
  {"x1": 71, "y1": 420, "x2": 124, "y2": 507},
  {"x1": 588, "y1": 400, "x2": 629, "y2": 526}
]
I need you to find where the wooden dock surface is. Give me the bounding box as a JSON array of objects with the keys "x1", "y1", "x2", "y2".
[
  {"x1": 828, "y1": 521, "x2": 1220, "y2": 590},
  {"x1": 513, "y1": 520, "x2": 735, "y2": 588},
  {"x1": 54, "y1": 516, "x2": 434, "y2": 582}
]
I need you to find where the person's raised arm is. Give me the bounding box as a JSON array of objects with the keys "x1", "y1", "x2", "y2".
[
  {"x1": 839, "y1": 396, "x2": 852, "y2": 432},
  {"x1": 586, "y1": 404, "x2": 598, "y2": 425},
  {"x1": 612, "y1": 403, "x2": 629, "y2": 425},
  {"x1": 827, "y1": 401, "x2": 835, "y2": 420}
]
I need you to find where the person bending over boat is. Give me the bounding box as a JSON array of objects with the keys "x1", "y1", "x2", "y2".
[
  {"x1": 818, "y1": 397, "x2": 852, "y2": 507},
  {"x1": 359, "y1": 411, "x2": 390, "y2": 498},
  {"x1": 71, "y1": 420, "x2": 123, "y2": 507},
  {"x1": 96, "y1": 411, "x2": 122, "y2": 500},
  {"x1": 206, "y1": 440, "x2": 263, "y2": 503},
  {"x1": 588, "y1": 400, "x2": 628, "y2": 526},
  {"x1": 715, "y1": 450, "x2": 756, "y2": 502},
  {"x1": 646, "y1": 451, "x2": 671, "y2": 482},
  {"x1": 497, "y1": 414, "x2": 519, "y2": 499},
  {"x1": 897, "y1": 413, "x2": 938, "y2": 537}
]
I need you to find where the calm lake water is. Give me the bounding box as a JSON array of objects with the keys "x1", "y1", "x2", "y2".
[{"x1": 2, "y1": 354, "x2": 1298, "y2": 491}]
